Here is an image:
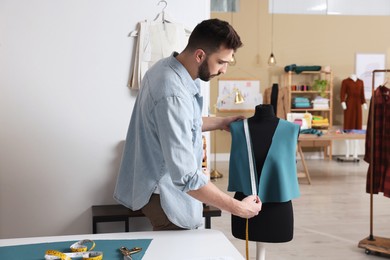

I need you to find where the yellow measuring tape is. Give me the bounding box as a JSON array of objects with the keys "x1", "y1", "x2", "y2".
[
  {"x1": 44, "y1": 239, "x2": 103, "y2": 260},
  {"x1": 243, "y1": 119, "x2": 258, "y2": 260},
  {"x1": 245, "y1": 218, "x2": 249, "y2": 260},
  {"x1": 45, "y1": 250, "x2": 103, "y2": 260},
  {"x1": 70, "y1": 239, "x2": 96, "y2": 252}
]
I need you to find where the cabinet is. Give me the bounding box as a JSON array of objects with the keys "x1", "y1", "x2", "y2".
[
  {"x1": 285, "y1": 70, "x2": 334, "y2": 159},
  {"x1": 286, "y1": 70, "x2": 333, "y2": 129}
]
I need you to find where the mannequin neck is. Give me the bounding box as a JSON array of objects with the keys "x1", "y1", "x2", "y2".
[
  {"x1": 253, "y1": 104, "x2": 275, "y2": 118},
  {"x1": 350, "y1": 74, "x2": 357, "y2": 81}
]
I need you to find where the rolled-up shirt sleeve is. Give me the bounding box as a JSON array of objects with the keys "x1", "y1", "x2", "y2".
[{"x1": 153, "y1": 95, "x2": 208, "y2": 192}]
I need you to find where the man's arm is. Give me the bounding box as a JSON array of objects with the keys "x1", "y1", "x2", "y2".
[
  {"x1": 202, "y1": 115, "x2": 245, "y2": 132},
  {"x1": 188, "y1": 181, "x2": 261, "y2": 219}
]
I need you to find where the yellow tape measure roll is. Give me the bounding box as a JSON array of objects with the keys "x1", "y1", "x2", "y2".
[
  {"x1": 70, "y1": 239, "x2": 96, "y2": 252},
  {"x1": 45, "y1": 250, "x2": 103, "y2": 260},
  {"x1": 44, "y1": 239, "x2": 102, "y2": 260}
]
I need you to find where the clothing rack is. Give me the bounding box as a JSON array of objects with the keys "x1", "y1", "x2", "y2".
[{"x1": 358, "y1": 69, "x2": 390, "y2": 256}]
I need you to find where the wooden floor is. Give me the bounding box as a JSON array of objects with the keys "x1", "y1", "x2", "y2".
[{"x1": 210, "y1": 158, "x2": 390, "y2": 260}]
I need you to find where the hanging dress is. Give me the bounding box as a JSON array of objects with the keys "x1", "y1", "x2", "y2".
[
  {"x1": 364, "y1": 85, "x2": 390, "y2": 197},
  {"x1": 340, "y1": 77, "x2": 366, "y2": 130},
  {"x1": 128, "y1": 19, "x2": 189, "y2": 89}
]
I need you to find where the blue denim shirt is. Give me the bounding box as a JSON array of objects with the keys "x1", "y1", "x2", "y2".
[{"x1": 114, "y1": 53, "x2": 209, "y2": 229}]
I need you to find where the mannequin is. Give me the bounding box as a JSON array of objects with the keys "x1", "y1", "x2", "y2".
[
  {"x1": 340, "y1": 74, "x2": 367, "y2": 161},
  {"x1": 341, "y1": 74, "x2": 367, "y2": 110},
  {"x1": 228, "y1": 104, "x2": 300, "y2": 260},
  {"x1": 263, "y1": 84, "x2": 289, "y2": 119}
]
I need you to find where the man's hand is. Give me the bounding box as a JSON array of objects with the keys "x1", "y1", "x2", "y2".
[
  {"x1": 202, "y1": 115, "x2": 245, "y2": 132},
  {"x1": 188, "y1": 182, "x2": 261, "y2": 219},
  {"x1": 235, "y1": 195, "x2": 262, "y2": 219},
  {"x1": 219, "y1": 115, "x2": 245, "y2": 131}
]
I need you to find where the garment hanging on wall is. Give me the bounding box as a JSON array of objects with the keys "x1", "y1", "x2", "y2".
[
  {"x1": 228, "y1": 104, "x2": 300, "y2": 242},
  {"x1": 364, "y1": 85, "x2": 390, "y2": 198},
  {"x1": 128, "y1": 15, "x2": 190, "y2": 89},
  {"x1": 263, "y1": 86, "x2": 289, "y2": 119},
  {"x1": 340, "y1": 77, "x2": 366, "y2": 130},
  {"x1": 270, "y1": 83, "x2": 279, "y2": 115}
]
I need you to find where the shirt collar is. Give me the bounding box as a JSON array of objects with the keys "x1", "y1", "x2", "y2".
[{"x1": 169, "y1": 52, "x2": 200, "y2": 96}]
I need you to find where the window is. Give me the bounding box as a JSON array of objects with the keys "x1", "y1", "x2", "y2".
[
  {"x1": 271, "y1": 0, "x2": 390, "y2": 16},
  {"x1": 211, "y1": 0, "x2": 239, "y2": 12}
]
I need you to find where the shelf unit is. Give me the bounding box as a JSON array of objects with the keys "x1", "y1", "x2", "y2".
[
  {"x1": 286, "y1": 70, "x2": 333, "y2": 128},
  {"x1": 285, "y1": 70, "x2": 334, "y2": 159}
]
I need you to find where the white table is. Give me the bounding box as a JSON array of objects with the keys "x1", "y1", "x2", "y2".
[{"x1": 0, "y1": 229, "x2": 244, "y2": 260}]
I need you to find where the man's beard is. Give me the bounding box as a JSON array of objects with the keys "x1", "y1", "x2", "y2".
[{"x1": 198, "y1": 59, "x2": 220, "y2": 81}]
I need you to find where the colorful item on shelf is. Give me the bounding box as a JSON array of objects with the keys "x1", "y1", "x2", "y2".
[
  {"x1": 287, "y1": 68, "x2": 333, "y2": 132},
  {"x1": 284, "y1": 64, "x2": 322, "y2": 74},
  {"x1": 311, "y1": 115, "x2": 329, "y2": 128},
  {"x1": 287, "y1": 112, "x2": 312, "y2": 130},
  {"x1": 293, "y1": 119, "x2": 302, "y2": 126},
  {"x1": 292, "y1": 96, "x2": 311, "y2": 108},
  {"x1": 291, "y1": 85, "x2": 310, "y2": 91},
  {"x1": 312, "y1": 96, "x2": 329, "y2": 109}
]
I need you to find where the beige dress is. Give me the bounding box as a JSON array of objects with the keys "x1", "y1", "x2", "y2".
[{"x1": 263, "y1": 86, "x2": 289, "y2": 119}]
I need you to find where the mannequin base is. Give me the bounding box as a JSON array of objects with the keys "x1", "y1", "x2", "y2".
[
  {"x1": 336, "y1": 156, "x2": 360, "y2": 162},
  {"x1": 210, "y1": 169, "x2": 223, "y2": 179}
]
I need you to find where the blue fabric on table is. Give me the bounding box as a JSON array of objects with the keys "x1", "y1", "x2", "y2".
[
  {"x1": 300, "y1": 129, "x2": 323, "y2": 136},
  {"x1": 343, "y1": 129, "x2": 366, "y2": 134},
  {"x1": 0, "y1": 239, "x2": 152, "y2": 260}
]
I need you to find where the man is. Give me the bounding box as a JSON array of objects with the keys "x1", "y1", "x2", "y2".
[{"x1": 114, "y1": 19, "x2": 261, "y2": 231}]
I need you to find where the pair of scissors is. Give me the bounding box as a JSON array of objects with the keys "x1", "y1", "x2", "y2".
[{"x1": 119, "y1": 246, "x2": 142, "y2": 260}]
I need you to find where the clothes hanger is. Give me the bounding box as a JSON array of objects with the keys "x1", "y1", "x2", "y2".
[
  {"x1": 383, "y1": 75, "x2": 389, "y2": 87},
  {"x1": 128, "y1": 0, "x2": 192, "y2": 37},
  {"x1": 154, "y1": 0, "x2": 168, "y2": 23},
  {"x1": 128, "y1": 1, "x2": 168, "y2": 37},
  {"x1": 379, "y1": 74, "x2": 390, "y2": 97}
]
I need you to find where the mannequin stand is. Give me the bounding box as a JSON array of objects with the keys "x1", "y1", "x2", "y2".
[
  {"x1": 256, "y1": 242, "x2": 266, "y2": 260},
  {"x1": 210, "y1": 169, "x2": 223, "y2": 179},
  {"x1": 337, "y1": 140, "x2": 360, "y2": 162}
]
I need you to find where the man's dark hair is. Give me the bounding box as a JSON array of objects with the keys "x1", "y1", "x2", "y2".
[{"x1": 185, "y1": 18, "x2": 242, "y2": 54}]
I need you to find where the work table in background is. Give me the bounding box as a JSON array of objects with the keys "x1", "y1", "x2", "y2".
[{"x1": 297, "y1": 130, "x2": 366, "y2": 184}]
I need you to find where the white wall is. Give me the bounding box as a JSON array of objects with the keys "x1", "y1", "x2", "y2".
[{"x1": 0, "y1": 0, "x2": 210, "y2": 238}]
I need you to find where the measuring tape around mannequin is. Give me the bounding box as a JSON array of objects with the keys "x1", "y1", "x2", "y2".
[
  {"x1": 44, "y1": 239, "x2": 103, "y2": 260},
  {"x1": 243, "y1": 119, "x2": 258, "y2": 260}
]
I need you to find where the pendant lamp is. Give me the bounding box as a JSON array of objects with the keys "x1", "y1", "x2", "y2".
[{"x1": 268, "y1": 0, "x2": 276, "y2": 66}]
